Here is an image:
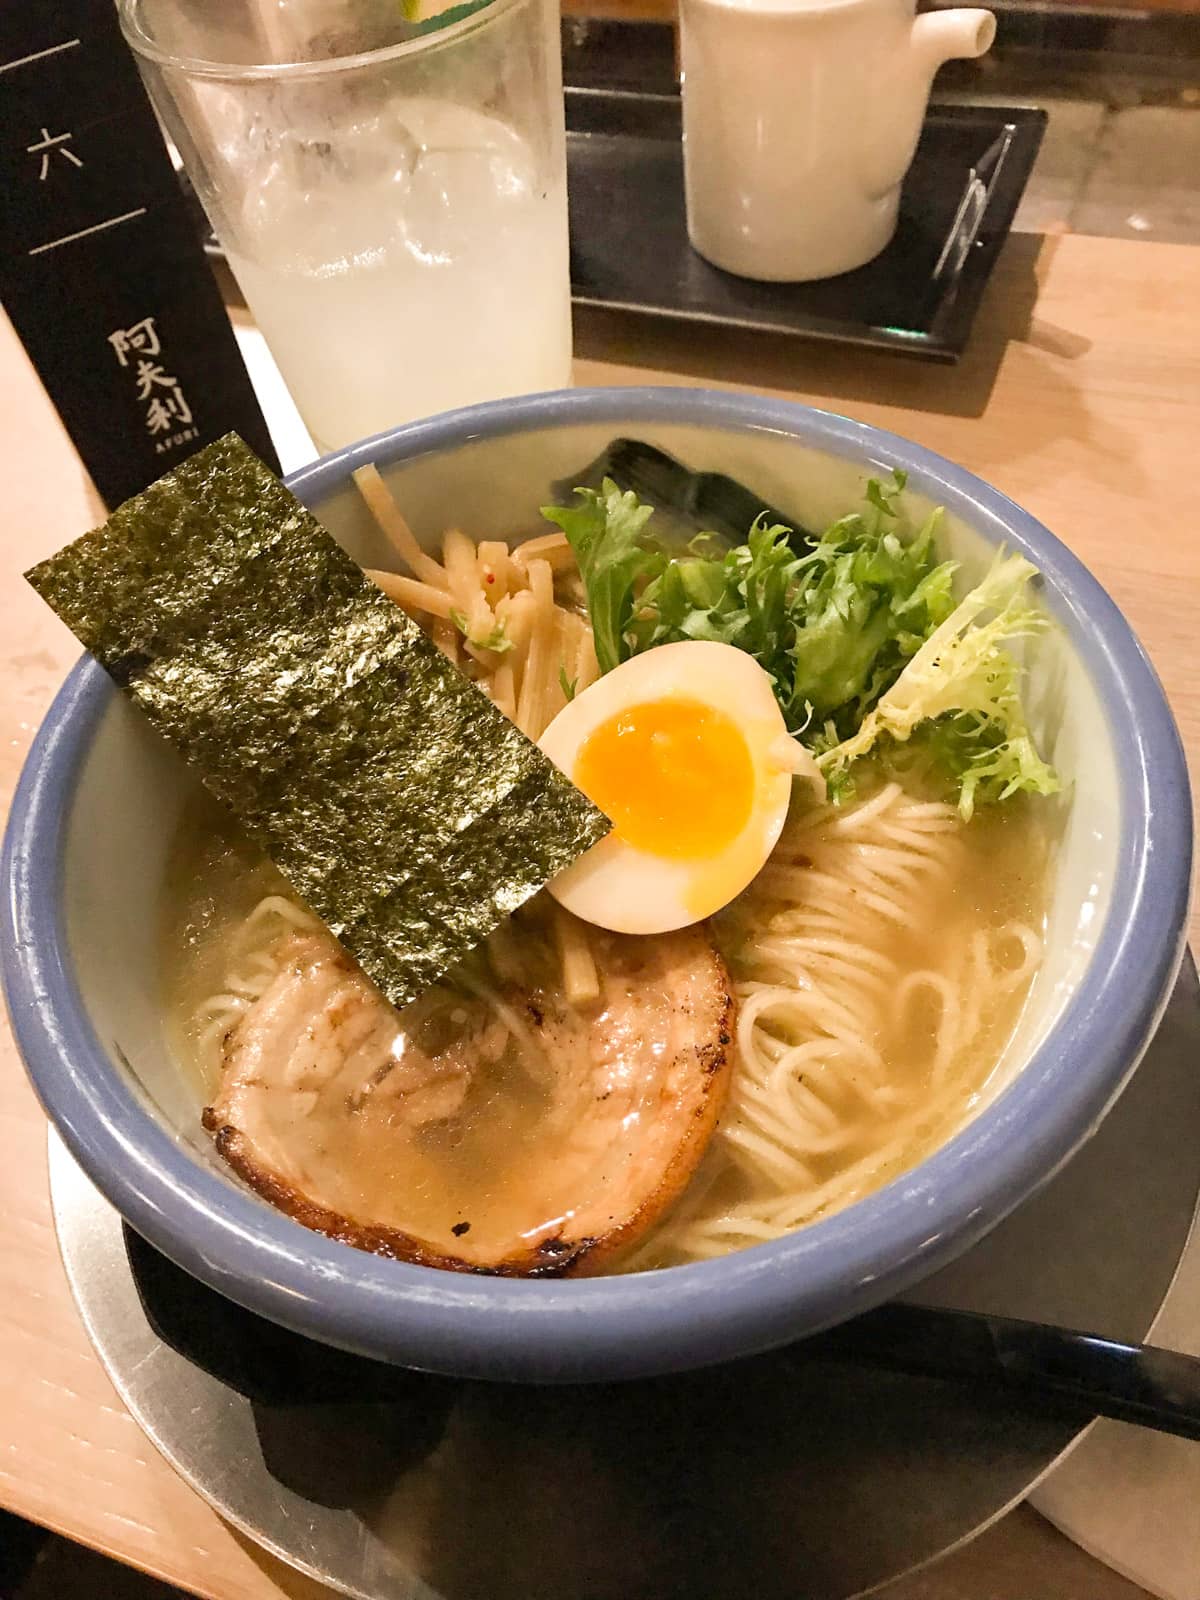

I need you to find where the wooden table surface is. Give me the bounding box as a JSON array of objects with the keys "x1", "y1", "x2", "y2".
[{"x1": 2, "y1": 230, "x2": 1199, "y2": 1600}]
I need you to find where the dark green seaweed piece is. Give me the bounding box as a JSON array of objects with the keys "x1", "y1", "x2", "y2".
[
  {"x1": 554, "y1": 437, "x2": 814, "y2": 551},
  {"x1": 27, "y1": 435, "x2": 610, "y2": 1010}
]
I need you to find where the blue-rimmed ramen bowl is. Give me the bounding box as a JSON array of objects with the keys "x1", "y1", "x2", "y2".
[{"x1": 2, "y1": 388, "x2": 1191, "y2": 1381}]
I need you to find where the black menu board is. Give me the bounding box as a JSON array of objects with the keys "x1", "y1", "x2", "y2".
[{"x1": 0, "y1": 2, "x2": 279, "y2": 506}]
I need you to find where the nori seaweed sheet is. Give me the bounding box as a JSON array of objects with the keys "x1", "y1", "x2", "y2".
[{"x1": 27, "y1": 434, "x2": 610, "y2": 1010}]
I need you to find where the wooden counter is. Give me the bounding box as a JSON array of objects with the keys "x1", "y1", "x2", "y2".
[{"x1": 1, "y1": 230, "x2": 1198, "y2": 1598}]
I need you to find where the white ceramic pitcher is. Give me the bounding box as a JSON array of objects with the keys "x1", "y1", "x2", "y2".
[{"x1": 680, "y1": 0, "x2": 996, "y2": 282}]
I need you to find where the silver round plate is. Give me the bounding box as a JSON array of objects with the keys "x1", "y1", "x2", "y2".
[{"x1": 50, "y1": 956, "x2": 1200, "y2": 1600}]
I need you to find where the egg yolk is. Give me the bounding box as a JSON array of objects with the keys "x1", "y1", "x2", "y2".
[{"x1": 572, "y1": 698, "x2": 756, "y2": 860}]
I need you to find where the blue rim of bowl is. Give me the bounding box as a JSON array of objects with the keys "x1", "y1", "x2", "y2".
[{"x1": 3, "y1": 387, "x2": 1192, "y2": 1382}]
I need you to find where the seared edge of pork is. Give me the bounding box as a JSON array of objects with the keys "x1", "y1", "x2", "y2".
[{"x1": 202, "y1": 926, "x2": 734, "y2": 1277}]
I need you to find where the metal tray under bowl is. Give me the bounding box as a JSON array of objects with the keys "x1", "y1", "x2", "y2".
[{"x1": 50, "y1": 956, "x2": 1200, "y2": 1600}]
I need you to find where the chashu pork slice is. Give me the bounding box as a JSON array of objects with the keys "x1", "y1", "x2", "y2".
[{"x1": 203, "y1": 916, "x2": 733, "y2": 1275}]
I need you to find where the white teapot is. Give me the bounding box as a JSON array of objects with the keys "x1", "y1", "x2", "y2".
[{"x1": 680, "y1": 0, "x2": 996, "y2": 282}]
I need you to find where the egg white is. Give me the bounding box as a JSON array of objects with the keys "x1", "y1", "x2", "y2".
[{"x1": 538, "y1": 640, "x2": 819, "y2": 935}]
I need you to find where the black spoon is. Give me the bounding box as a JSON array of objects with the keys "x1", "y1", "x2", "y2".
[
  {"x1": 798, "y1": 1301, "x2": 1200, "y2": 1443},
  {"x1": 126, "y1": 1227, "x2": 1200, "y2": 1438}
]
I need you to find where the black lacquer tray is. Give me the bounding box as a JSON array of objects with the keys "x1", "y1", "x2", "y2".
[{"x1": 564, "y1": 89, "x2": 1045, "y2": 363}]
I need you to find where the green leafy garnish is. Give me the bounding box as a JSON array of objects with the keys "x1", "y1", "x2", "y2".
[
  {"x1": 558, "y1": 666, "x2": 577, "y2": 702},
  {"x1": 540, "y1": 481, "x2": 660, "y2": 674},
  {"x1": 544, "y1": 469, "x2": 1057, "y2": 816},
  {"x1": 814, "y1": 552, "x2": 1060, "y2": 818},
  {"x1": 450, "y1": 607, "x2": 513, "y2": 655},
  {"x1": 545, "y1": 469, "x2": 957, "y2": 736}
]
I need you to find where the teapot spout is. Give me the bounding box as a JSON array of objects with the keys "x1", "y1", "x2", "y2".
[
  {"x1": 911, "y1": 7, "x2": 997, "y2": 70},
  {"x1": 860, "y1": 7, "x2": 995, "y2": 199}
]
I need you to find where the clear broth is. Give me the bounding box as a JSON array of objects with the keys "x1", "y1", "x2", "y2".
[{"x1": 162, "y1": 785, "x2": 1048, "y2": 1269}]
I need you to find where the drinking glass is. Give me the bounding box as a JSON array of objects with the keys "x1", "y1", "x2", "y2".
[{"x1": 119, "y1": 0, "x2": 573, "y2": 452}]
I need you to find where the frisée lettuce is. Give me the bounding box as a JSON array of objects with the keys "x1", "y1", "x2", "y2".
[{"x1": 812, "y1": 551, "x2": 1060, "y2": 818}]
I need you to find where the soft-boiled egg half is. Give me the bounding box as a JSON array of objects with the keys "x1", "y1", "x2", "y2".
[{"x1": 538, "y1": 640, "x2": 822, "y2": 935}]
